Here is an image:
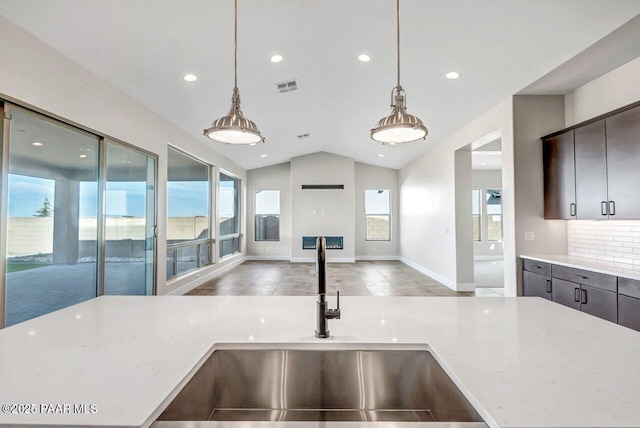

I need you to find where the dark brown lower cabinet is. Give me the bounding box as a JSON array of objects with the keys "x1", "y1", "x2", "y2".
[
  {"x1": 579, "y1": 284, "x2": 617, "y2": 323},
  {"x1": 523, "y1": 271, "x2": 551, "y2": 300},
  {"x1": 551, "y1": 278, "x2": 580, "y2": 310},
  {"x1": 618, "y1": 294, "x2": 640, "y2": 331},
  {"x1": 551, "y1": 280, "x2": 617, "y2": 322}
]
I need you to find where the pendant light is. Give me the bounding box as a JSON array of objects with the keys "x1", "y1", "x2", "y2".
[
  {"x1": 203, "y1": 0, "x2": 265, "y2": 145},
  {"x1": 371, "y1": 0, "x2": 428, "y2": 144}
]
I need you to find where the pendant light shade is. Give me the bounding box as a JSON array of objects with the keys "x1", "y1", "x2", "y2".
[
  {"x1": 203, "y1": 0, "x2": 264, "y2": 145},
  {"x1": 371, "y1": 0, "x2": 427, "y2": 144},
  {"x1": 204, "y1": 88, "x2": 264, "y2": 144}
]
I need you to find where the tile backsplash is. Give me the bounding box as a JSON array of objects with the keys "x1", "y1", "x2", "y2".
[{"x1": 567, "y1": 220, "x2": 640, "y2": 265}]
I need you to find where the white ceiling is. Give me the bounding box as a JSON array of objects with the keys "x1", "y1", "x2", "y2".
[
  {"x1": 472, "y1": 151, "x2": 502, "y2": 171},
  {"x1": 1, "y1": 1, "x2": 640, "y2": 171}
]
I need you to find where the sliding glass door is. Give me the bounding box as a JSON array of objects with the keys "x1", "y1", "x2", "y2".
[
  {"x1": 103, "y1": 141, "x2": 156, "y2": 295},
  {"x1": 4, "y1": 107, "x2": 99, "y2": 326},
  {"x1": 1, "y1": 105, "x2": 158, "y2": 327}
]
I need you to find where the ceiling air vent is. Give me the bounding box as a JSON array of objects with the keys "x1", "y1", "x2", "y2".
[{"x1": 276, "y1": 80, "x2": 298, "y2": 93}]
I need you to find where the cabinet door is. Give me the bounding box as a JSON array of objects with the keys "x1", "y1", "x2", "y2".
[
  {"x1": 618, "y1": 294, "x2": 640, "y2": 332},
  {"x1": 605, "y1": 106, "x2": 640, "y2": 219},
  {"x1": 574, "y1": 120, "x2": 609, "y2": 219},
  {"x1": 543, "y1": 131, "x2": 576, "y2": 219},
  {"x1": 580, "y1": 284, "x2": 617, "y2": 323},
  {"x1": 523, "y1": 271, "x2": 551, "y2": 300},
  {"x1": 551, "y1": 278, "x2": 580, "y2": 310}
]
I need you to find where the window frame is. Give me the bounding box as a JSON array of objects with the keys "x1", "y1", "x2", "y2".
[
  {"x1": 166, "y1": 146, "x2": 214, "y2": 280},
  {"x1": 364, "y1": 189, "x2": 391, "y2": 242},
  {"x1": 254, "y1": 189, "x2": 280, "y2": 242},
  {"x1": 472, "y1": 189, "x2": 481, "y2": 242},
  {"x1": 218, "y1": 170, "x2": 242, "y2": 259}
]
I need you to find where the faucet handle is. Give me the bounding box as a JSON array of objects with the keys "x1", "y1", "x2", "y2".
[{"x1": 334, "y1": 291, "x2": 341, "y2": 319}]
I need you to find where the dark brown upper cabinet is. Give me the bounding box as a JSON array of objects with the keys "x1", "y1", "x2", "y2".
[
  {"x1": 543, "y1": 131, "x2": 576, "y2": 219},
  {"x1": 542, "y1": 101, "x2": 640, "y2": 220},
  {"x1": 605, "y1": 105, "x2": 640, "y2": 219},
  {"x1": 574, "y1": 120, "x2": 609, "y2": 219}
]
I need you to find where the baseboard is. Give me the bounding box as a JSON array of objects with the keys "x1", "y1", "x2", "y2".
[
  {"x1": 167, "y1": 255, "x2": 247, "y2": 296},
  {"x1": 245, "y1": 255, "x2": 290, "y2": 261},
  {"x1": 290, "y1": 257, "x2": 356, "y2": 263},
  {"x1": 355, "y1": 255, "x2": 400, "y2": 261},
  {"x1": 399, "y1": 257, "x2": 463, "y2": 291},
  {"x1": 474, "y1": 255, "x2": 503, "y2": 261}
]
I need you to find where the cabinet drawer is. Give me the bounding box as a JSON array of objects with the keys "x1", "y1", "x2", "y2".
[
  {"x1": 618, "y1": 277, "x2": 640, "y2": 299},
  {"x1": 551, "y1": 264, "x2": 617, "y2": 292},
  {"x1": 618, "y1": 294, "x2": 640, "y2": 332},
  {"x1": 523, "y1": 259, "x2": 551, "y2": 276}
]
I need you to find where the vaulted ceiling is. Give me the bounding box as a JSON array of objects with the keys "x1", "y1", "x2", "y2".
[{"x1": 1, "y1": 0, "x2": 640, "y2": 170}]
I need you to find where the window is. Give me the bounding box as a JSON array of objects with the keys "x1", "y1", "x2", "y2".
[
  {"x1": 472, "y1": 189, "x2": 481, "y2": 241},
  {"x1": 255, "y1": 190, "x2": 280, "y2": 241},
  {"x1": 219, "y1": 172, "x2": 240, "y2": 258},
  {"x1": 166, "y1": 147, "x2": 212, "y2": 279},
  {"x1": 365, "y1": 189, "x2": 390, "y2": 241},
  {"x1": 486, "y1": 189, "x2": 502, "y2": 241}
]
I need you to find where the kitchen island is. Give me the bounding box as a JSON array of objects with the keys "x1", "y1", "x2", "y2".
[{"x1": 1, "y1": 295, "x2": 640, "y2": 427}]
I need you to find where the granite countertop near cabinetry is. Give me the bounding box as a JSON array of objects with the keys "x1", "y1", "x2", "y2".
[
  {"x1": 521, "y1": 254, "x2": 640, "y2": 281},
  {"x1": 2, "y1": 296, "x2": 640, "y2": 428}
]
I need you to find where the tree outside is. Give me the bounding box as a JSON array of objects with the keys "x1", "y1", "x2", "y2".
[{"x1": 34, "y1": 197, "x2": 53, "y2": 217}]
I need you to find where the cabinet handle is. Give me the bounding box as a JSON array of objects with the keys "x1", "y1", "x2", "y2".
[
  {"x1": 581, "y1": 289, "x2": 588, "y2": 305},
  {"x1": 546, "y1": 279, "x2": 552, "y2": 294},
  {"x1": 609, "y1": 201, "x2": 616, "y2": 216},
  {"x1": 570, "y1": 203, "x2": 576, "y2": 217},
  {"x1": 601, "y1": 201, "x2": 608, "y2": 216},
  {"x1": 574, "y1": 288, "x2": 580, "y2": 302},
  {"x1": 572, "y1": 273, "x2": 588, "y2": 280}
]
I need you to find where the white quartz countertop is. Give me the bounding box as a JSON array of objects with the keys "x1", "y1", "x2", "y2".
[
  {"x1": 2, "y1": 296, "x2": 640, "y2": 428},
  {"x1": 521, "y1": 254, "x2": 640, "y2": 281}
]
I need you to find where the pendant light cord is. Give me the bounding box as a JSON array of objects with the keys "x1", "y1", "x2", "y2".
[
  {"x1": 234, "y1": 0, "x2": 238, "y2": 89},
  {"x1": 396, "y1": 0, "x2": 400, "y2": 89}
]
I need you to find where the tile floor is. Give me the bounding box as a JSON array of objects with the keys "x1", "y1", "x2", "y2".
[{"x1": 186, "y1": 261, "x2": 504, "y2": 297}]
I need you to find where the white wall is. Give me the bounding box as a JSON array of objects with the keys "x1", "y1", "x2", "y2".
[
  {"x1": 246, "y1": 163, "x2": 291, "y2": 259},
  {"x1": 290, "y1": 152, "x2": 355, "y2": 262},
  {"x1": 0, "y1": 16, "x2": 247, "y2": 295},
  {"x1": 354, "y1": 162, "x2": 399, "y2": 259},
  {"x1": 472, "y1": 170, "x2": 504, "y2": 257},
  {"x1": 565, "y1": 56, "x2": 640, "y2": 126},
  {"x1": 512, "y1": 95, "x2": 568, "y2": 294},
  {"x1": 399, "y1": 98, "x2": 516, "y2": 293}
]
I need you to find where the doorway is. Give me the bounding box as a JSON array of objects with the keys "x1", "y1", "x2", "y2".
[{"x1": 471, "y1": 137, "x2": 504, "y2": 296}]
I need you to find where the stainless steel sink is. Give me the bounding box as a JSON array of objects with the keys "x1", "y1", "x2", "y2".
[{"x1": 154, "y1": 345, "x2": 486, "y2": 426}]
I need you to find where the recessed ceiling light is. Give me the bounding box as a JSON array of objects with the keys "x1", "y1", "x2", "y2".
[
  {"x1": 80, "y1": 154, "x2": 88, "y2": 159},
  {"x1": 480, "y1": 162, "x2": 487, "y2": 165},
  {"x1": 378, "y1": 153, "x2": 384, "y2": 157},
  {"x1": 260, "y1": 154, "x2": 267, "y2": 158},
  {"x1": 358, "y1": 54, "x2": 371, "y2": 62},
  {"x1": 270, "y1": 54, "x2": 283, "y2": 63},
  {"x1": 183, "y1": 74, "x2": 197, "y2": 82},
  {"x1": 31, "y1": 141, "x2": 43, "y2": 147},
  {"x1": 446, "y1": 71, "x2": 460, "y2": 79}
]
